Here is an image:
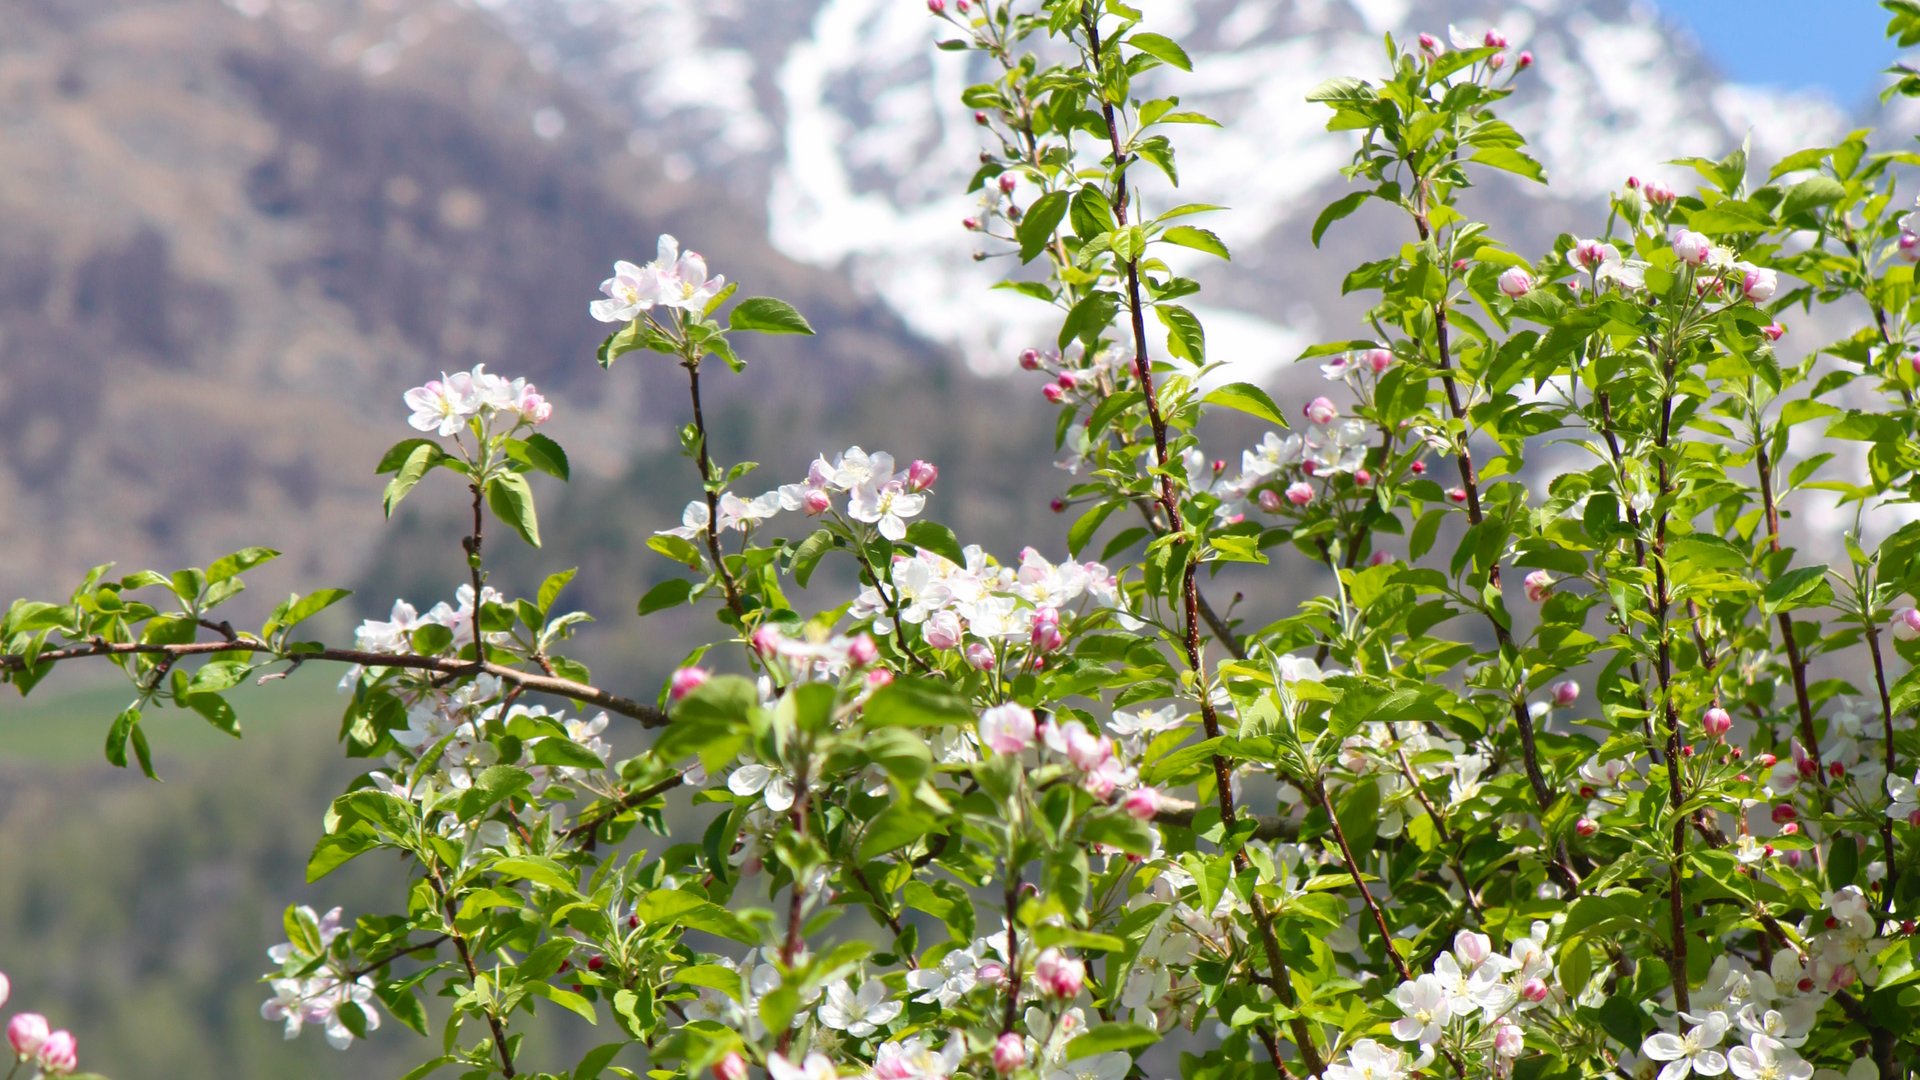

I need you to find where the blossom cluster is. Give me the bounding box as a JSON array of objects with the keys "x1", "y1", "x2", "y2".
[
  {"x1": 1385, "y1": 927, "x2": 1560, "y2": 1070},
  {"x1": 660, "y1": 447, "x2": 937, "y2": 545},
  {"x1": 402, "y1": 364, "x2": 551, "y2": 437},
  {"x1": 849, "y1": 543, "x2": 1128, "y2": 661},
  {"x1": 2, "y1": 973, "x2": 80, "y2": 1078},
  {"x1": 259, "y1": 906, "x2": 381, "y2": 1051},
  {"x1": 590, "y1": 234, "x2": 727, "y2": 322}
]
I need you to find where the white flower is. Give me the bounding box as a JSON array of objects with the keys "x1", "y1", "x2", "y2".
[
  {"x1": 659, "y1": 500, "x2": 710, "y2": 542},
  {"x1": 1727, "y1": 1034, "x2": 1812, "y2": 1080},
  {"x1": 403, "y1": 372, "x2": 481, "y2": 437},
  {"x1": 1643, "y1": 1012, "x2": 1731, "y2": 1080},
  {"x1": 591, "y1": 258, "x2": 660, "y2": 322},
  {"x1": 1390, "y1": 974, "x2": 1453, "y2": 1045},
  {"x1": 1887, "y1": 771, "x2": 1920, "y2": 822},
  {"x1": 769, "y1": 1053, "x2": 838, "y2": 1080},
  {"x1": 817, "y1": 978, "x2": 901, "y2": 1038},
  {"x1": 848, "y1": 480, "x2": 927, "y2": 541},
  {"x1": 650, "y1": 234, "x2": 728, "y2": 313},
  {"x1": 904, "y1": 949, "x2": 979, "y2": 1008},
  {"x1": 1044, "y1": 1050, "x2": 1132, "y2": 1080},
  {"x1": 729, "y1": 763, "x2": 795, "y2": 813},
  {"x1": 1325, "y1": 1039, "x2": 1414, "y2": 1080},
  {"x1": 870, "y1": 1034, "x2": 964, "y2": 1080}
]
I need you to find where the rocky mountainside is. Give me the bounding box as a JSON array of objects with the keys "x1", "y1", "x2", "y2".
[{"x1": 0, "y1": 0, "x2": 939, "y2": 608}]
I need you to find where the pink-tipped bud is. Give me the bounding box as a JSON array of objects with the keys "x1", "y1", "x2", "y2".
[
  {"x1": 803, "y1": 487, "x2": 833, "y2": 516},
  {"x1": 714, "y1": 1052, "x2": 749, "y2": 1080},
  {"x1": 1520, "y1": 977, "x2": 1551, "y2": 1003},
  {"x1": 962, "y1": 216, "x2": 980, "y2": 231},
  {"x1": 1484, "y1": 29, "x2": 1509, "y2": 48},
  {"x1": 1626, "y1": 176, "x2": 1641, "y2": 190},
  {"x1": 848, "y1": 634, "x2": 880, "y2": 667},
  {"x1": 1902, "y1": 231, "x2": 1920, "y2": 264},
  {"x1": 1763, "y1": 323, "x2": 1787, "y2": 342},
  {"x1": 1446, "y1": 487, "x2": 1467, "y2": 503},
  {"x1": 7, "y1": 1014, "x2": 49, "y2": 1059},
  {"x1": 750, "y1": 626, "x2": 781, "y2": 658},
  {"x1": 906, "y1": 459, "x2": 939, "y2": 492},
  {"x1": 993, "y1": 1032, "x2": 1027, "y2": 1075},
  {"x1": 1368, "y1": 550, "x2": 1391, "y2": 567},
  {"x1": 669, "y1": 666, "x2": 711, "y2": 702},
  {"x1": 1524, "y1": 569, "x2": 1553, "y2": 603},
  {"x1": 1122, "y1": 786, "x2": 1162, "y2": 821},
  {"x1": 1831, "y1": 760, "x2": 1846, "y2": 779},
  {"x1": 1893, "y1": 607, "x2": 1920, "y2": 641},
  {"x1": 976, "y1": 959, "x2": 1007, "y2": 985},
  {"x1": 1303, "y1": 396, "x2": 1339, "y2": 425},
  {"x1": 867, "y1": 668, "x2": 894, "y2": 688},
  {"x1": 36, "y1": 1031, "x2": 75, "y2": 1075},
  {"x1": 1410, "y1": 460, "x2": 1426, "y2": 475},
  {"x1": 1517, "y1": 50, "x2": 1533, "y2": 69},
  {"x1": 1019, "y1": 347, "x2": 1041, "y2": 370},
  {"x1": 1354, "y1": 468, "x2": 1372, "y2": 486},
  {"x1": 1487, "y1": 52, "x2": 1506, "y2": 71},
  {"x1": 924, "y1": 610, "x2": 963, "y2": 652},
  {"x1": 1212, "y1": 458, "x2": 1227, "y2": 474},
  {"x1": 1497, "y1": 266, "x2": 1534, "y2": 297},
  {"x1": 1049, "y1": 497, "x2": 1066, "y2": 513},
  {"x1": 1033, "y1": 948, "x2": 1086, "y2": 998},
  {"x1": 998, "y1": 173, "x2": 1017, "y2": 194},
  {"x1": 1702, "y1": 707, "x2": 1733, "y2": 738},
  {"x1": 1365, "y1": 348, "x2": 1393, "y2": 373},
  {"x1": 926, "y1": 0, "x2": 944, "y2": 11},
  {"x1": 1673, "y1": 230, "x2": 1711, "y2": 265},
  {"x1": 1644, "y1": 181, "x2": 1676, "y2": 208},
  {"x1": 1259, "y1": 489, "x2": 1284, "y2": 513},
  {"x1": 1042, "y1": 383, "x2": 1065, "y2": 404},
  {"x1": 1418, "y1": 32, "x2": 1440, "y2": 53},
  {"x1": 1781, "y1": 821, "x2": 1800, "y2": 835},
  {"x1": 974, "y1": 110, "x2": 989, "y2": 125},
  {"x1": 1286, "y1": 481, "x2": 1314, "y2": 507},
  {"x1": 1575, "y1": 818, "x2": 1599, "y2": 838},
  {"x1": 955, "y1": 0, "x2": 969, "y2": 10},
  {"x1": 978, "y1": 703, "x2": 1038, "y2": 754},
  {"x1": 1030, "y1": 607, "x2": 1064, "y2": 653},
  {"x1": 966, "y1": 641, "x2": 996, "y2": 671},
  {"x1": 1454, "y1": 930, "x2": 1493, "y2": 967},
  {"x1": 1771, "y1": 803, "x2": 1798, "y2": 825},
  {"x1": 1758, "y1": 753, "x2": 1778, "y2": 768},
  {"x1": 1681, "y1": 744, "x2": 1695, "y2": 758},
  {"x1": 1553, "y1": 681, "x2": 1580, "y2": 707}
]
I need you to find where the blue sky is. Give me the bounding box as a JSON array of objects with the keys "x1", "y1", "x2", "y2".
[{"x1": 1649, "y1": 1, "x2": 1900, "y2": 109}]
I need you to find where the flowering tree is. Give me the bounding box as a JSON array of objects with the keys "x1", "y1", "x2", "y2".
[{"x1": 10, "y1": 2, "x2": 1920, "y2": 1079}]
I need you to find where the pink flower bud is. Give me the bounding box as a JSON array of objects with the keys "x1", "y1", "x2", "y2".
[
  {"x1": 1365, "y1": 348, "x2": 1393, "y2": 373},
  {"x1": 1741, "y1": 265, "x2": 1778, "y2": 302},
  {"x1": 925, "y1": 610, "x2": 963, "y2": 651},
  {"x1": 1520, "y1": 978, "x2": 1551, "y2": 1003},
  {"x1": 962, "y1": 216, "x2": 980, "y2": 231},
  {"x1": 993, "y1": 1032, "x2": 1028, "y2": 1075},
  {"x1": 1303, "y1": 396, "x2": 1339, "y2": 425},
  {"x1": 955, "y1": 0, "x2": 968, "y2": 10},
  {"x1": 926, "y1": 0, "x2": 944, "y2": 11},
  {"x1": 1030, "y1": 607, "x2": 1064, "y2": 653},
  {"x1": 1644, "y1": 181, "x2": 1676, "y2": 207},
  {"x1": 669, "y1": 666, "x2": 711, "y2": 702},
  {"x1": 1893, "y1": 607, "x2": 1920, "y2": 641},
  {"x1": 1122, "y1": 786, "x2": 1162, "y2": 821},
  {"x1": 906, "y1": 459, "x2": 939, "y2": 492},
  {"x1": 1771, "y1": 803, "x2": 1797, "y2": 825},
  {"x1": 714, "y1": 1052, "x2": 749, "y2": 1080},
  {"x1": 848, "y1": 634, "x2": 879, "y2": 667},
  {"x1": 1785, "y1": 849, "x2": 1804, "y2": 867},
  {"x1": 1901, "y1": 231, "x2": 1920, "y2": 264},
  {"x1": 1354, "y1": 468, "x2": 1372, "y2": 486},
  {"x1": 974, "y1": 110, "x2": 989, "y2": 126},
  {"x1": 1763, "y1": 323, "x2": 1787, "y2": 342},
  {"x1": 1553, "y1": 681, "x2": 1580, "y2": 707},
  {"x1": 1758, "y1": 753, "x2": 1778, "y2": 768},
  {"x1": 1286, "y1": 481, "x2": 1314, "y2": 507},
  {"x1": 1781, "y1": 821, "x2": 1800, "y2": 835},
  {"x1": 36, "y1": 1031, "x2": 75, "y2": 1075},
  {"x1": 750, "y1": 626, "x2": 781, "y2": 658},
  {"x1": 1702, "y1": 707, "x2": 1732, "y2": 738},
  {"x1": 1672, "y1": 230, "x2": 1712, "y2": 265},
  {"x1": 1410, "y1": 460, "x2": 1426, "y2": 475},
  {"x1": 1681, "y1": 744, "x2": 1695, "y2": 758},
  {"x1": 1055, "y1": 373, "x2": 1077, "y2": 390},
  {"x1": 7, "y1": 1014, "x2": 48, "y2": 1058},
  {"x1": 0, "y1": 971, "x2": 8, "y2": 1010},
  {"x1": 1447, "y1": 487, "x2": 1467, "y2": 503},
  {"x1": 1523, "y1": 569, "x2": 1553, "y2": 603},
  {"x1": 1049, "y1": 497, "x2": 1066, "y2": 513},
  {"x1": 1418, "y1": 32, "x2": 1440, "y2": 53},
  {"x1": 1487, "y1": 52, "x2": 1506, "y2": 71},
  {"x1": 1368, "y1": 550, "x2": 1391, "y2": 567},
  {"x1": 1064, "y1": 723, "x2": 1112, "y2": 771},
  {"x1": 803, "y1": 487, "x2": 832, "y2": 515},
  {"x1": 1517, "y1": 50, "x2": 1533, "y2": 69},
  {"x1": 998, "y1": 173, "x2": 1017, "y2": 194},
  {"x1": 966, "y1": 642, "x2": 996, "y2": 671},
  {"x1": 1575, "y1": 817, "x2": 1599, "y2": 837},
  {"x1": 1484, "y1": 29, "x2": 1509, "y2": 48},
  {"x1": 1258, "y1": 489, "x2": 1284, "y2": 513},
  {"x1": 1033, "y1": 948, "x2": 1086, "y2": 997},
  {"x1": 1493, "y1": 1020, "x2": 1525, "y2": 1058},
  {"x1": 1454, "y1": 930, "x2": 1493, "y2": 967},
  {"x1": 1626, "y1": 176, "x2": 1640, "y2": 189},
  {"x1": 1042, "y1": 383, "x2": 1065, "y2": 404},
  {"x1": 1497, "y1": 266, "x2": 1534, "y2": 297},
  {"x1": 979, "y1": 703, "x2": 1038, "y2": 754},
  {"x1": 1830, "y1": 760, "x2": 1846, "y2": 779},
  {"x1": 1019, "y1": 347, "x2": 1040, "y2": 370},
  {"x1": 1211, "y1": 458, "x2": 1227, "y2": 474},
  {"x1": 867, "y1": 668, "x2": 894, "y2": 688}
]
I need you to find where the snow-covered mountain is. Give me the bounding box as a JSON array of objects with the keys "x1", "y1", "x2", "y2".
[{"x1": 476, "y1": 0, "x2": 1852, "y2": 372}]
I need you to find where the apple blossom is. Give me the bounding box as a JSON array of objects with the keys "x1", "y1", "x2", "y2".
[
  {"x1": 590, "y1": 259, "x2": 659, "y2": 323},
  {"x1": 992, "y1": 1032, "x2": 1027, "y2": 1074},
  {"x1": 714, "y1": 1052, "x2": 749, "y2": 1080},
  {"x1": 1552, "y1": 681, "x2": 1580, "y2": 707},
  {"x1": 1033, "y1": 948, "x2": 1086, "y2": 997},
  {"x1": 669, "y1": 666, "x2": 710, "y2": 701},
  {"x1": 1891, "y1": 607, "x2": 1920, "y2": 640},
  {"x1": 978, "y1": 704, "x2": 1037, "y2": 754},
  {"x1": 1524, "y1": 570, "x2": 1553, "y2": 602},
  {"x1": 770, "y1": 1053, "x2": 839, "y2": 1080},
  {"x1": 7, "y1": 1013, "x2": 48, "y2": 1058},
  {"x1": 1303, "y1": 396, "x2": 1339, "y2": 424},
  {"x1": 1517, "y1": 49, "x2": 1533, "y2": 68},
  {"x1": 1703, "y1": 707, "x2": 1733, "y2": 739},
  {"x1": 1673, "y1": 230, "x2": 1713, "y2": 265},
  {"x1": 1121, "y1": 786, "x2": 1161, "y2": 821},
  {"x1": 36, "y1": 1031, "x2": 76, "y2": 1075},
  {"x1": 1286, "y1": 481, "x2": 1313, "y2": 506},
  {"x1": 1498, "y1": 266, "x2": 1534, "y2": 297},
  {"x1": 1575, "y1": 818, "x2": 1599, "y2": 837}
]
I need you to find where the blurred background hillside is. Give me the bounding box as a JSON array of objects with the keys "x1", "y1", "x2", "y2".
[{"x1": 0, "y1": 0, "x2": 1901, "y2": 1075}]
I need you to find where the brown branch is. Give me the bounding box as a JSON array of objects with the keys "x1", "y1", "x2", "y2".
[
  {"x1": 1314, "y1": 779, "x2": 1411, "y2": 981},
  {"x1": 428, "y1": 865, "x2": 515, "y2": 1077},
  {"x1": 685, "y1": 360, "x2": 748, "y2": 622},
  {"x1": 466, "y1": 482, "x2": 488, "y2": 670},
  {"x1": 346, "y1": 933, "x2": 452, "y2": 981},
  {"x1": 1865, "y1": 621, "x2": 1900, "y2": 916},
  {"x1": 562, "y1": 775, "x2": 687, "y2": 841},
  {"x1": 3, "y1": 639, "x2": 669, "y2": 728},
  {"x1": 1753, "y1": 424, "x2": 1826, "y2": 801}
]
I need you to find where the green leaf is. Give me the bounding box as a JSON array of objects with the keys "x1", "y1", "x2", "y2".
[
  {"x1": 632, "y1": 889, "x2": 756, "y2": 943},
  {"x1": 638, "y1": 578, "x2": 695, "y2": 616},
  {"x1": 1781, "y1": 175, "x2": 1846, "y2": 220},
  {"x1": 1126, "y1": 31, "x2": 1192, "y2": 71},
  {"x1": 531, "y1": 738, "x2": 606, "y2": 770},
  {"x1": 859, "y1": 803, "x2": 943, "y2": 859},
  {"x1": 490, "y1": 855, "x2": 579, "y2": 895},
  {"x1": 104, "y1": 704, "x2": 138, "y2": 768},
  {"x1": 1018, "y1": 190, "x2": 1072, "y2": 263},
  {"x1": 521, "y1": 433, "x2": 571, "y2": 482},
  {"x1": 1470, "y1": 146, "x2": 1545, "y2": 183},
  {"x1": 207, "y1": 547, "x2": 279, "y2": 585},
  {"x1": 904, "y1": 521, "x2": 966, "y2": 567},
  {"x1": 1160, "y1": 226, "x2": 1229, "y2": 260},
  {"x1": 383, "y1": 442, "x2": 444, "y2": 517},
  {"x1": 1311, "y1": 190, "x2": 1369, "y2": 247},
  {"x1": 487, "y1": 472, "x2": 542, "y2": 548},
  {"x1": 728, "y1": 297, "x2": 815, "y2": 335},
  {"x1": 573, "y1": 1043, "x2": 629, "y2": 1080},
  {"x1": 862, "y1": 677, "x2": 975, "y2": 728},
  {"x1": 1686, "y1": 201, "x2": 1773, "y2": 235},
  {"x1": 1761, "y1": 565, "x2": 1832, "y2": 614},
  {"x1": 1203, "y1": 382, "x2": 1288, "y2": 427},
  {"x1": 265, "y1": 588, "x2": 351, "y2": 638},
  {"x1": 1066, "y1": 1023, "x2": 1159, "y2": 1060}
]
